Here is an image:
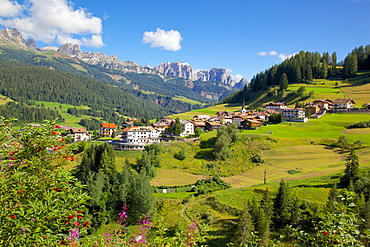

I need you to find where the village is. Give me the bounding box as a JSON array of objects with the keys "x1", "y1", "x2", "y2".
[{"x1": 65, "y1": 98, "x2": 357, "y2": 150}]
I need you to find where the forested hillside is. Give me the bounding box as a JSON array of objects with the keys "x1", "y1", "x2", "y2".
[
  {"x1": 0, "y1": 46, "x2": 226, "y2": 114},
  {"x1": 0, "y1": 61, "x2": 169, "y2": 118},
  {"x1": 222, "y1": 45, "x2": 370, "y2": 105}
]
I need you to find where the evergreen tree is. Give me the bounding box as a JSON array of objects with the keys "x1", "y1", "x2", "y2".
[
  {"x1": 78, "y1": 143, "x2": 97, "y2": 184},
  {"x1": 273, "y1": 179, "x2": 300, "y2": 229},
  {"x1": 318, "y1": 60, "x2": 328, "y2": 79},
  {"x1": 342, "y1": 52, "x2": 358, "y2": 79},
  {"x1": 260, "y1": 188, "x2": 274, "y2": 221},
  {"x1": 127, "y1": 172, "x2": 154, "y2": 222},
  {"x1": 249, "y1": 199, "x2": 270, "y2": 246},
  {"x1": 331, "y1": 52, "x2": 337, "y2": 75},
  {"x1": 96, "y1": 142, "x2": 116, "y2": 178},
  {"x1": 234, "y1": 204, "x2": 255, "y2": 246},
  {"x1": 340, "y1": 150, "x2": 360, "y2": 188},
  {"x1": 279, "y1": 73, "x2": 289, "y2": 90}
]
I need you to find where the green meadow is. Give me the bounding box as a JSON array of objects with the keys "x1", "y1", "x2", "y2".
[{"x1": 172, "y1": 95, "x2": 208, "y2": 105}]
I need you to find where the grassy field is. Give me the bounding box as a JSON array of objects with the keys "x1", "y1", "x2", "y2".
[
  {"x1": 172, "y1": 96, "x2": 208, "y2": 105},
  {"x1": 150, "y1": 112, "x2": 370, "y2": 188},
  {"x1": 151, "y1": 169, "x2": 209, "y2": 187},
  {"x1": 169, "y1": 103, "x2": 242, "y2": 119}
]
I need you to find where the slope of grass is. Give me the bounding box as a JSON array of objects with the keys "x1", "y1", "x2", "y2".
[
  {"x1": 172, "y1": 96, "x2": 207, "y2": 105},
  {"x1": 168, "y1": 103, "x2": 242, "y2": 119}
]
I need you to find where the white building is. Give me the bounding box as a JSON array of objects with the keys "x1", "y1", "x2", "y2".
[
  {"x1": 179, "y1": 120, "x2": 194, "y2": 137},
  {"x1": 332, "y1": 99, "x2": 355, "y2": 111},
  {"x1": 117, "y1": 126, "x2": 162, "y2": 150},
  {"x1": 70, "y1": 127, "x2": 90, "y2": 142},
  {"x1": 282, "y1": 108, "x2": 308, "y2": 122}
]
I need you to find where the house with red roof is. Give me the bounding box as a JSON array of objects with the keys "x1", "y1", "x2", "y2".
[{"x1": 99, "y1": 123, "x2": 117, "y2": 137}]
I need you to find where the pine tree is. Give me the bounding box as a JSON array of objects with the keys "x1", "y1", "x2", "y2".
[
  {"x1": 260, "y1": 188, "x2": 274, "y2": 221},
  {"x1": 331, "y1": 52, "x2": 337, "y2": 75},
  {"x1": 127, "y1": 172, "x2": 154, "y2": 222},
  {"x1": 279, "y1": 73, "x2": 289, "y2": 90},
  {"x1": 234, "y1": 203, "x2": 255, "y2": 246},
  {"x1": 342, "y1": 52, "x2": 358, "y2": 79},
  {"x1": 97, "y1": 142, "x2": 116, "y2": 178},
  {"x1": 273, "y1": 179, "x2": 298, "y2": 229},
  {"x1": 340, "y1": 150, "x2": 360, "y2": 188},
  {"x1": 249, "y1": 199, "x2": 270, "y2": 246},
  {"x1": 77, "y1": 143, "x2": 96, "y2": 184}
]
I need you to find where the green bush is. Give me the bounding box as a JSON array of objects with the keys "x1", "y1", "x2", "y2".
[{"x1": 0, "y1": 118, "x2": 89, "y2": 245}]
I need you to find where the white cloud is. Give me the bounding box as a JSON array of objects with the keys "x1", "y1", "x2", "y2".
[
  {"x1": 269, "y1": 51, "x2": 278, "y2": 56},
  {"x1": 142, "y1": 28, "x2": 183, "y2": 51},
  {"x1": 0, "y1": 0, "x2": 104, "y2": 47},
  {"x1": 226, "y1": 69, "x2": 244, "y2": 82},
  {"x1": 232, "y1": 74, "x2": 244, "y2": 82},
  {"x1": 0, "y1": 0, "x2": 23, "y2": 18},
  {"x1": 257, "y1": 50, "x2": 297, "y2": 61}
]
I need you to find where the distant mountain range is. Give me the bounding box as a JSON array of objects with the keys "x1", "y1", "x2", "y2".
[
  {"x1": 0, "y1": 27, "x2": 247, "y2": 90},
  {"x1": 0, "y1": 27, "x2": 250, "y2": 120},
  {"x1": 55, "y1": 43, "x2": 247, "y2": 89}
]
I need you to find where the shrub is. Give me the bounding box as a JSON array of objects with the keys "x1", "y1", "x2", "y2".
[
  {"x1": 174, "y1": 149, "x2": 187, "y2": 160},
  {"x1": 0, "y1": 118, "x2": 89, "y2": 245}
]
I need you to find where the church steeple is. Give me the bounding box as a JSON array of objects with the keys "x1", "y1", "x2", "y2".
[{"x1": 241, "y1": 98, "x2": 247, "y2": 115}]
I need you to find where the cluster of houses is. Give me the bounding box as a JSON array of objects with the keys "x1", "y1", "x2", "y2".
[{"x1": 64, "y1": 98, "x2": 357, "y2": 150}]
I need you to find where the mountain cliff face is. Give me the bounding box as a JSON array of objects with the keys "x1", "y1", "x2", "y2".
[
  {"x1": 0, "y1": 28, "x2": 25, "y2": 45},
  {"x1": 57, "y1": 43, "x2": 82, "y2": 56},
  {"x1": 54, "y1": 43, "x2": 247, "y2": 89},
  {"x1": 154, "y1": 61, "x2": 193, "y2": 79},
  {"x1": 76, "y1": 51, "x2": 155, "y2": 74},
  {"x1": 153, "y1": 62, "x2": 247, "y2": 89}
]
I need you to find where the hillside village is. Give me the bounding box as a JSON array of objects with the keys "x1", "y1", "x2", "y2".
[{"x1": 65, "y1": 97, "x2": 361, "y2": 150}]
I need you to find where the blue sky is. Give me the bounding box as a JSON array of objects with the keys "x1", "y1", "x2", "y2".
[{"x1": 1, "y1": 0, "x2": 370, "y2": 81}]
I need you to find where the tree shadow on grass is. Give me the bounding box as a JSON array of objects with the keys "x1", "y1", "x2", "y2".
[
  {"x1": 194, "y1": 150, "x2": 214, "y2": 161},
  {"x1": 323, "y1": 145, "x2": 347, "y2": 154},
  {"x1": 200, "y1": 137, "x2": 217, "y2": 149}
]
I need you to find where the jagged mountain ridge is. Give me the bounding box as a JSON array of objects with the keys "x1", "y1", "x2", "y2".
[
  {"x1": 0, "y1": 27, "x2": 241, "y2": 102},
  {"x1": 153, "y1": 61, "x2": 246, "y2": 89},
  {"x1": 55, "y1": 43, "x2": 247, "y2": 89},
  {"x1": 0, "y1": 27, "x2": 247, "y2": 89}
]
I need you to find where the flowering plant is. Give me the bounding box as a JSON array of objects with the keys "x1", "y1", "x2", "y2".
[{"x1": 0, "y1": 118, "x2": 89, "y2": 245}]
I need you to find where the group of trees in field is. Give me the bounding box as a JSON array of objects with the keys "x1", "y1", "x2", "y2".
[
  {"x1": 76, "y1": 143, "x2": 157, "y2": 231},
  {"x1": 212, "y1": 124, "x2": 239, "y2": 160},
  {"x1": 343, "y1": 45, "x2": 370, "y2": 79}
]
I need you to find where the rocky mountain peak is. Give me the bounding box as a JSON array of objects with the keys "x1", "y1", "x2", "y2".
[
  {"x1": 153, "y1": 62, "x2": 247, "y2": 89},
  {"x1": 154, "y1": 61, "x2": 194, "y2": 80},
  {"x1": 0, "y1": 27, "x2": 26, "y2": 45},
  {"x1": 57, "y1": 43, "x2": 82, "y2": 56},
  {"x1": 26, "y1": 39, "x2": 38, "y2": 49}
]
